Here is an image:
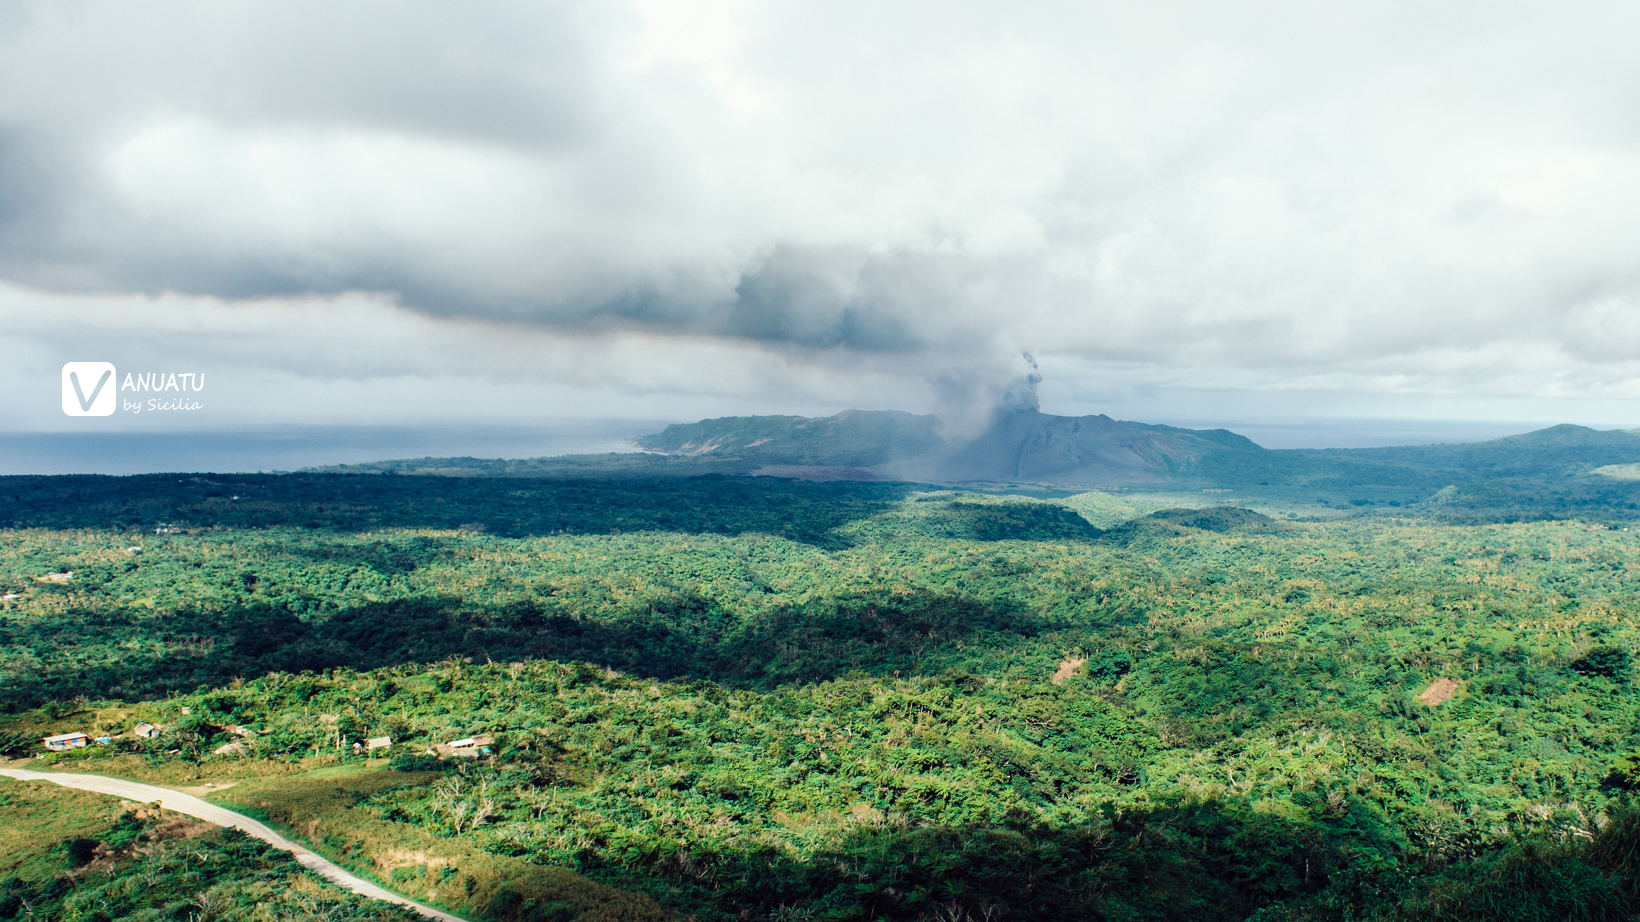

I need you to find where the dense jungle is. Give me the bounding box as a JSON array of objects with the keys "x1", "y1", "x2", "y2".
[{"x1": 6, "y1": 451, "x2": 1640, "y2": 920}]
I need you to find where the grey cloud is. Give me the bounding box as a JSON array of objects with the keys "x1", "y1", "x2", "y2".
[
  {"x1": 219, "y1": 3, "x2": 597, "y2": 149},
  {"x1": 722, "y1": 248, "x2": 924, "y2": 352},
  {"x1": 0, "y1": 2, "x2": 600, "y2": 149},
  {"x1": 2, "y1": 0, "x2": 1640, "y2": 422},
  {"x1": 0, "y1": 126, "x2": 49, "y2": 228},
  {"x1": 0, "y1": 123, "x2": 103, "y2": 282},
  {"x1": 0, "y1": 125, "x2": 59, "y2": 250}
]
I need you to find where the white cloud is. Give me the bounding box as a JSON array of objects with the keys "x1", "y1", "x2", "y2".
[{"x1": 1, "y1": 0, "x2": 1639, "y2": 429}]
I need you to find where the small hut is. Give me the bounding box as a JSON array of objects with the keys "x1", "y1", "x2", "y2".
[
  {"x1": 43, "y1": 732, "x2": 90, "y2": 751},
  {"x1": 441, "y1": 734, "x2": 494, "y2": 757}
]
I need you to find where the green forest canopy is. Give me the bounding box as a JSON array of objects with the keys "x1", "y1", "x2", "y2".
[{"x1": 6, "y1": 470, "x2": 1640, "y2": 919}]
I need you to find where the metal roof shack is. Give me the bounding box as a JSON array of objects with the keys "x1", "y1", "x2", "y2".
[
  {"x1": 132, "y1": 723, "x2": 163, "y2": 739},
  {"x1": 43, "y1": 732, "x2": 90, "y2": 751},
  {"x1": 436, "y1": 734, "x2": 494, "y2": 757}
]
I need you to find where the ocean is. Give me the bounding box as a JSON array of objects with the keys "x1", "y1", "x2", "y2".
[
  {"x1": 0, "y1": 421, "x2": 672, "y2": 475},
  {"x1": 0, "y1": 416, "x2": 1569, "y2": 475}
]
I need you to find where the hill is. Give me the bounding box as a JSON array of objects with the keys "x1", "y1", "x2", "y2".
[
  {"x1": 630, "y1": 408, "x2": 1264, "y2": 484},
  {"x1": 312, "y1": 409, "x2": 1261, "y2": 484},
  {"x1": 304, "y1": 412, "x2": 1640, "y2": 520},
  {"x1": 1174, "y1": 423, "x2": 1640, "y2": 518},
  {"x1": 876, "y1": 410, "x2": 1258, "y2": 483},
  {"x1": 1185, "y1": 423, "x2": 1640, "y2": 487},
  {"x1": 632, "y1": 409, "x2": 943, "y2": 468}
]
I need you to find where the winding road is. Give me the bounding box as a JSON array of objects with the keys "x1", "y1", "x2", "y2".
[{"x1": 0, "y1": 768, "x2": 465, "y2": 922}]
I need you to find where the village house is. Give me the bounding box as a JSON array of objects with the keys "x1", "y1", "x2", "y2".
[
  {"x1": 436, "y1": 734, "x2": 494, "y2": 757},
  {"x1": 132, "y1": 723, "x2": 162, "y2": 739},
  {"x1": 43, "y1": 732, "x2": 90, "y2": 751},
  {"x1": 365, "y1": 736, "x2": 393, "y2": 751}
]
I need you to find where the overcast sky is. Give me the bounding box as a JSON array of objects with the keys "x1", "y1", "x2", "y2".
[{"x1": 5, "y1": 0, "x2": 1640, "y2": 435}]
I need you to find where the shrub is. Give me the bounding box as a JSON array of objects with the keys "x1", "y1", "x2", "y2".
[
  {"x1": 389, "y1": 752, "x2": 451, "y2": 772},
  {"x1": 1572, "y1": 647, "x2": 1631, "y2": 679}
]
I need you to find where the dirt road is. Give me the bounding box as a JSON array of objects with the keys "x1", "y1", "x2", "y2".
[{"x1": 0, "y1": 768, "x2": 465, "y2": 922}]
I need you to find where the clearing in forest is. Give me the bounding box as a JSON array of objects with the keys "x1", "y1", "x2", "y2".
[
  {"x1": 1052, "y1": 657, "x2": 1088, "y2": 684},
  {"x1": 1418, "y1": 677, "x2": 1460, "y2": 706}
]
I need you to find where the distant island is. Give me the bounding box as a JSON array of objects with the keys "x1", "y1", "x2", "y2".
[{"x1": 303, "y1": 408, "x2": 1640, "y2": 522}]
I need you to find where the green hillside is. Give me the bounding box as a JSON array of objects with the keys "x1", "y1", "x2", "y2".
[
  {"x1": 633, "y1": 409, "x2": 944, "y2": 468},
  {"x1": 1185, "y1": 423, "x2": 1640, "y2": 488},
  {"x1": 6, "y1": 471, "x2": 1640, "y2": 919}
]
